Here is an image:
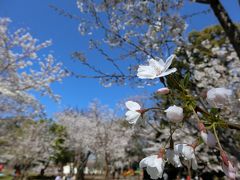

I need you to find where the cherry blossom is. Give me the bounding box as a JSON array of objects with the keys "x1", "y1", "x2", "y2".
[
  {"x1": 0, "y1": 17, "x2": 67, "y2": 117},
  {"x1": 174, "y1": 144, "x2": 198, "y2": 170},
  {"x1": 206, "y1": 87, "x2": 232, "y2": 108},
  {"x1": 125, "y1": 101, "x2": 142, "y2": 124},
  {"x1": 165, "y1": 105, "x2": 184, "y2": 123},
  {"x1": 166, "y1": 149, "x2": 182, "y2": 167},
  {"x1": 139, "y1": 155, "x2": 165, "y2": 179},
  {"x1": 137, "y1": 55, "x2": 177, "y2": 79}
]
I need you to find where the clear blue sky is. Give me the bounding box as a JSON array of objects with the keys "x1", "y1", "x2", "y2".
[{"x1": 0, "y1": 0, "x2": 239, "y2": 117}]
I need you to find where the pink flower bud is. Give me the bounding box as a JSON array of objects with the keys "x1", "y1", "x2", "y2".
[
  {"x1": 222, "y1": 155, "x2": 237, "y2": 179},
  {"x1": 198, "y1": 122, "x2": 216, "y2": 147},
  {"x1": 220, "y1": 151, "x2": 229, "y2": 166},
  {"x1": 158, "y1": 148, "x2": 165, "y2": 158},
  {"x1": 157, "y1": 87, "x2": 170, "y2": 95},
  {"x1": 198, "y1": 122, "x2": 206, "y2": 132},
  {"x1": 200, "y1": 131, "x2": 216, "y2": 148}
]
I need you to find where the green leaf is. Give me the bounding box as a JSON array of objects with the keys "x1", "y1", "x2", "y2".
[{"x1": 183, "y1": 72, "x2": 190, "y2": 87}]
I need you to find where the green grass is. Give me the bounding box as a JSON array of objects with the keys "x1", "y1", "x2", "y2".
[{"x1": 0, "y1": 176, "x2": 12, "y2": 180}]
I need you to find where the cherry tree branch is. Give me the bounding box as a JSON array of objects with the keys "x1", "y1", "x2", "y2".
[{"x1": 191, "y1": 0, "x2": 210, "y2": 4}]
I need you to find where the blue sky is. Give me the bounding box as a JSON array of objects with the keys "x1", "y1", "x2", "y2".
[{"x1": 0, "y1": 0, "x2": 239, "y2": 117}]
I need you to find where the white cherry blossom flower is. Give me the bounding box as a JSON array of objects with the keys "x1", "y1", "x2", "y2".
[
  {"x1": 206, "y1": 87, "x2": 232, "y2": 108},
  {"x1": 165, "y1": 105, "x2": 183, "y2": 123},
  {"x1": 166, "y1": 149, "x2": 182, "y2": 167},
  {"x1": 137, "y1": 55, "x2": 177, "y2": 79},
  {"x1": 139, "y1": 155, "x2": 165, "y2": 179},
  {"x1": 125, "y1": 101, "x2": 141, "y2": 124},
  {"x1": 157, "y1": 87, "x2": 170, "y2": 95},
  {"x1": 174, "y1": 144, "x2": 198, "y2": 170}
]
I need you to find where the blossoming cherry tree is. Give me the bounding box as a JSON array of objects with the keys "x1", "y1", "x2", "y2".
[{"x1": 125, "y1": 55, "x2": 238, "y2": 179}]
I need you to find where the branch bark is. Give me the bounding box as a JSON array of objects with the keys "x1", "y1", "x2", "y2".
[
  {"x1": 209, "y1": 0, "x2": 240, "y2": 59},
  {"x1": 226, "y1": 122, "x2": 240, "y2": 131},
  {"x1": 194, "y1": 0, "x2": 240, "y2": 59},
  {"x1": 193, "y1": 0, "x2": 210, "y2": 4}
]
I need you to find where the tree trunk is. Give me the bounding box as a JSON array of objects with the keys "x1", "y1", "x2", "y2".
[
  {"x1": 195, "y1": 0, "x2": 240, "y2": 59},
  {"x1": 76, "y1": 164, "x2": 85, "y2": 180},
  {"x1": 104, "y1": 153, "x2": 110, "y2": 180},
  {"x1": 20, "y1": 163, "x2": 31, "y2": 180},
  {"x1": 75, "y1": 151, "x2": 91, "y2": 180},
  {"x1": 104, "y1": 165, "x2": 110, "y2": 180},
  {"x1": 39, "y1": 161, "x2": 50, "y2": 176}
]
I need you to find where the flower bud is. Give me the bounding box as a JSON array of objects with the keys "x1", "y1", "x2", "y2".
[
  {"x1": 220, "y1": 151, "x2": 236, "y2": 179},
  {"x1": 157, "y1": 87, "x2": 170, "y2": 95},
  {"x1": 200, "y1": 131, "x2": 216, "y2": 148},
  {"x1": 198, "y1": 122, "x2": 216, "y2": 147},
  {"x1": 165, "y1": 105, "x2": 183, "y2": 123},
  {"x1": 220, "y1": 151, "x2": 229, "y2": 166},
  {"x1": 206, "y1": 87, "x2": 232, "y2": 108}
]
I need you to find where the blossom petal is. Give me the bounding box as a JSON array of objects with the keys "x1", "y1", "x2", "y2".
[
  {"x1": 147, "y1": 166, "x2": 160, "y2": 179},
  {"x1": 166, "y1": 149, "x2": 182, "y2": 167},
  {"x1": 140, "y1": 155, "x2": 164, "y2": 179},
  {"x1": 175, "y1": 144, "x2": 197, "y2": 170},
  {"x1": 139, "y1": 155, "x2": 157, "y2": 168},
  {"x1": 148, "y1": 58, "x2": 164, "y2": 72},
  {"x1": 125, "y1": 101, "x2": 141, "y2": 111},
  {"x1": 163, "y1": 54, "x2": 175, "y2": 72},
  {"x1": 191, "y1": 157, "x2": 198, "y2": 170},
  {"x1": 158, "y1": 68, "x2": 177, "y2": 77},
  {"x1": 125, "y1": 111, "x2": 141, "y2": 124},
  {"x1": 137, "y1": 65, "x2": 156, "y2": 79},
  {"x1": 175, "y1": 144, "x2": 194, "y2": 159}
]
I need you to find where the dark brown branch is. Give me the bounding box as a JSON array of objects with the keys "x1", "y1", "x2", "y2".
[
  {"x1": 195, "y1": 106, "x2": 240, "y2": 131},
  {"x1": 192, "y1": 0, "x2": 210, "y2": 4},
  {"x1": 193, "y1": 0, "x2": 240, "y2": 59},
  {"x1": 90, "y1": 40, "x2": 125, "y2": 76},
  {"x1": 226, "y1": 122, "x2": 240, "y2": 131},
  {"x1": 209, "y1": 0, "x2": 240, "y2": 59}
]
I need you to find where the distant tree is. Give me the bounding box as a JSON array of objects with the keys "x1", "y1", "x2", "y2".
[
  {"x1": 88, "y1": 102, "x2": 133, "y2": 179},
  {"x1": 56, "y1": 108, "x2": 97, "y2": 180},
  {"x1": 0, "y1": 17, "x2": 67, "y2": 118},
  {"x1": 50, "y1": 123, "x2": 73, "y2": 174},
  {"x1": 0, "y1": 119, "x2": 55, "y2": 179},
  {"x1": 56, "y1": 102, "x2": 133, "y2": 180}
]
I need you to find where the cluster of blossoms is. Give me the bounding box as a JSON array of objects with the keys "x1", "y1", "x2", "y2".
[
  {"x1": 72, "y1": 0, "x2": 187, "y2": 87},
  {"x1": 177, "y1": 26, "x2": 240, "y2": 125},
  {"x1": 125, "y1": 55, "x2": 237, "y2": 179},
  {"x1": 0, "y1": 18, "x2": 68, "y2": 117}
]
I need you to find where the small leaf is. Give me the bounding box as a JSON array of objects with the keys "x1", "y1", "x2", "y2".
[{"x1": 183, "y1": 72, "x2": 191, "y2": 87}]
